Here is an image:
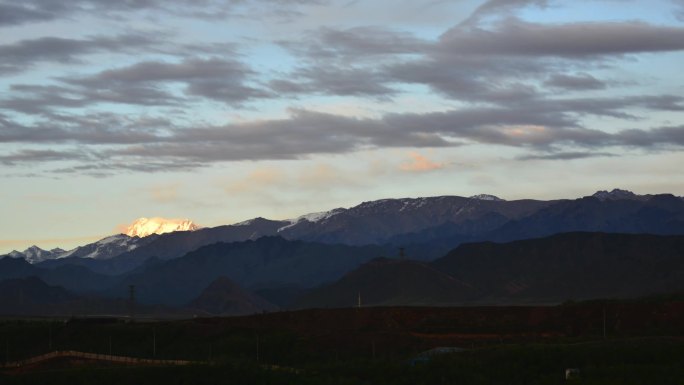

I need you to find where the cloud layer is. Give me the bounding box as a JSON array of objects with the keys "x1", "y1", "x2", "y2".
[{"x1": 1, "y1": 0, "x2": 683, "y2": 174}]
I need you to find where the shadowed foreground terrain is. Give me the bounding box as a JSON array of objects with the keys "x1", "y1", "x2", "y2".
[{"x1": 2, "y1": 298, "x2": 684, "y2": 384}]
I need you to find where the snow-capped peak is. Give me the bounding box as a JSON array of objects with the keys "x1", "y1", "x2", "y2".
[
  {"x1": 57, "y1": 233, "x2": 151, "y2": 260},
  {"x1": 592, "y1": 188, "x2": 638, "y2": 201},
  {"x1": 21, "y1": 245, "x2": 63, "y2": 264},
  {"x1": 7, "y1": 250, "x2": 24, "y2": 259},
  {"x1": 123, "y1": 217, "x2": 202, "y2": 238},
  {"x1": 469, "y1": 194, "x2": 505, "y2": 201},
  {"x1": 278, "y1": 208, "x2": 345, "y2": 232}
]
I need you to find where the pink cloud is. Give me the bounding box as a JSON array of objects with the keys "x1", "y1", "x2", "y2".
[{"x1": 400, "y1": 151, "x2": 446, "y2": 172}]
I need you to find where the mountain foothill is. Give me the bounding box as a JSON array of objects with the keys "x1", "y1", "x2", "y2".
[{"x1": 2, "y1": 188, "x2": 684, "y2": 317}]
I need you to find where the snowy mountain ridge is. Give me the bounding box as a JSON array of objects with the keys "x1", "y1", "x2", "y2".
[{"x1": 124, "y1": 217, "x2": 202, "y2": 238}]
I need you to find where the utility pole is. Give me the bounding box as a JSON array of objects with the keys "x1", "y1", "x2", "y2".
[
  {"x1": 256, "y1": 334, "x2": 260, "y2": 363},
  {"x1": 109, "y1": 336, "x2": 112, "y2": 355},
  {"x1": 357, "y1": 291, "x2": 362, "y2": 308},
  {"x1": 153, "y1": 327, "x2": 156, "y2": 357},
  {"x1": 603, "y1": 304, "x2": 607, "y2": 340},
  {"x1": 48, "y1": 324, "x2": 52, "y2": 351},
  {"x1": 399, "y1": 247, "x2": 405, "y2": 260}
]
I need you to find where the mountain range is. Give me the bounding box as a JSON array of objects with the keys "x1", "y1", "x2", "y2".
[
  {"x1": 1, "y1": 188, "x2": 684, "y2": 316},
  {"x1": 13, "y1": 188, "x2": 683, "y2": 267},
  {"x1": 299, "y1": 232, "x2": 684, "y2": 308}
]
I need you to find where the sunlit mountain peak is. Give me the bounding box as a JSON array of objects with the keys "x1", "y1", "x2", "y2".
[{"x1": 123, "y1": 217, "x2": 201, "y2": 238}]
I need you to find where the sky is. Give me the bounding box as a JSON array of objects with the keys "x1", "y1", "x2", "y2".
[{"x1": 1, "y1": 0, "x2": 684, "y2": 252}]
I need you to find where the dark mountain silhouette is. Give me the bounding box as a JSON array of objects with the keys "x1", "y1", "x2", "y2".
[
  {"x1": 107, "y1": 236, "x2": 388, "y2": 306},
  {"x1": 38, "y1": 252, "x2": 161, "y2": 277},
  {"x1": 432, "y1": 232, "x2": 684, "y2": 303},
  {"x1": 187, "y1": 276, "x2": 278, "y2": 316},
  {"x1": 0, "y1": 276, "x2": 188, "y2": 317},
  {"x1": 297, "y1": 233, "x2": 684, "y2": 307},
  {"x1": 294, "y1": 258, "x2": 475, "y2": 309},
  {"x1": 0, "y1": 256, "x2": 37, "y2": 280},
  {"x1": 254, "y1": 286, "x2": 308, "y2": 308},
  {"x1": 486, "y1": 195, "x2": 684, "y2": 243},
  {"x1": 0, "y1": 277, "x2": 77, "y2": 314},
  {"x1": 377, "y1": 193, "x2": 684, "y2": 260},
  {"x1": 0, "y1": 257, "x2": 114, "y2": 293}
]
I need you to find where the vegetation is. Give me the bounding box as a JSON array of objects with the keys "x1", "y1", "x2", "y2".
[
  {"x1": 2, "y1": 300, "x2": 684, "y2": 384},
  {"x1": 2, "y1": 337, "x2": 684, "y2": 384}
]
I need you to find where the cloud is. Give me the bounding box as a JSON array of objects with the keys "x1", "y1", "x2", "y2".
[
  {"x1": 0, "y1": 34, "x2": 162, "y2": 76},
  {"x1": 2, "y1": 57, "x2": 267, "y2": 109},
  {"x1": 275, "y1": 16, "x2": 684, "y2": 105},
  {"x1": 441, "y1": 19, "x2": 684, "y2": 58},
  {"x1": 0, "y1": 3, "x2": 53, "y2": 26},
  {"x1": 2, "y1": 1, "x2": 684, "y2": 175},
  {"x1": 0, "y1": 112, "x2": 173, "y2": 144},
  {"x1": 518, "y1": 151, "x2": 617, "y2": 160},
  {"x1": 544, "y1": 73, "x2": 607, "y2": 90},
  {"x1": 399, "y1": 151, "x2": 447, "y2": 172},
  {"x1": 0, "y1": 57, "x2": 265, "y2": 115},
  {"x1": 223, "y1": 168, "x2": 286, "y2": 194},
  {"x1": 270, "y1": 65, "x2": 396, "y2": 97},
  {"x1": 460, "y1": 0, "x2": 550, "y2": 26},
  {"x1": 272, "y1": 26, "x2": 430, "y2": 98},
  {"x1": 0, "y1": 149, "x2": 88, "y2": 165},
  {"x1": 278, "y1": 26, "x2": 430, "y2": 61},
  {"x1": 0, "y1": 0, "x2": 327, "y2": 27},
  {"x1": 2, "y1": 95, "x2": 684, "y2": 173}
]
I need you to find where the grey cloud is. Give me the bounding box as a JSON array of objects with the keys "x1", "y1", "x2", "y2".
[
  {"x1": 3, "y1": 94, "x2": 683, "y2": 148},
  {"x1": 0, "y1": 4, "x2": 53, "y2": 26},
  {"x1": 2, "y1": 104, "x2": 684, "y2": 172},
  {"x1": 270, "y1": 15, "x2": 684, "y2": 106},
  {"x1": 0, "y1": 112, "x2": 172, "y2": 144},
  {"x1": 271, "y1": 65, "x2": 396, "y2": 97},
  {"x1": 441, "y1": 19, "x2": 684, "y2": 57},
  {"x1": 518, "y1": 151, "x2": 617, "y2": 161},
  {"x1": 67, "y1": 57, "x2": 266, "y2": 105},
  {"x1": 545, "y1": 73, "x2": 606, "y2": 90},
  {"x1": 3, "y1": 83, "x2": 179, "y2": 115},
  {"x1": 0, "y1": 149, "x2": 88, "y2": 165},
  {"x1": 272, "y1": 26, "x2": 429, "y2": 98},
  {"x1": 460, "y1": 0, "x2": 549, "y2": 26},
  {"x1": 1, "y1": 57, "x2": 263, "y2": 113},
  {"x1": 87, "y1": 109, "x2": 684, "y2": 166},
  {"x1": 616, "y1": 125, "x2": 684, "y2": 147},
  {"x1": 0, "y1": 0, "x2": 326, "y2": 27},
  {"x1": 76, "y1": 58, "x2": 249, "y2": 83},
  {"x1": 384, "y1": 17, "x2": 684, "y2": 102},
  {"x1": 50, "y1": 160, "x2": 204, "y2": 176},
  {"x1": 279, "y1": 26, "x2": 429, "y2": 61},
  {"x1": 389, "y1": 56, "x2": 543, "y2": 102},
  {"x1": 0, "y1": 34, "x2": 164, "y2": 75}
]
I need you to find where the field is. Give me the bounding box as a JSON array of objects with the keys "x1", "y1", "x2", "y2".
[{"x1": 2, "y1": 299, "x2": 684, "y2": 384}]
